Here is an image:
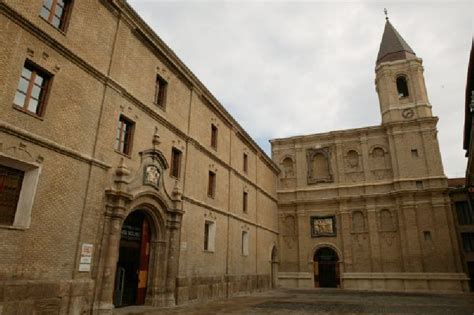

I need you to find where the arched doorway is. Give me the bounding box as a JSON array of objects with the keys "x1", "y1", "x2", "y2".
[
  {"x1": 271, "y1": 246, "x2": 278, "y2": 288},
  {"x1": 313, "y1": 247, "x2": 339, "y2": 288},
  {"x1": 113, "y1": 211, "x2": 152, "y2": 307}
]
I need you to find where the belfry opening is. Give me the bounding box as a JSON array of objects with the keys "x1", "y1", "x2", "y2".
[{"x1": 114, "y1": 211, "x2": 152, "y2": 307}]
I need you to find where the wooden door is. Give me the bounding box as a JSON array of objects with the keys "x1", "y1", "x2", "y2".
[{"x1": 136, "y1": 219, "x2": 150, "y2": 305}]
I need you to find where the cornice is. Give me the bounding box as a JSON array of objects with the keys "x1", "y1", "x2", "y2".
[
  {"x1": 182, "y1": 195, "x2": 278, "y2": 235},
  {"x1": 0, "y1": 121, "x2": 111, "y2": 170}
]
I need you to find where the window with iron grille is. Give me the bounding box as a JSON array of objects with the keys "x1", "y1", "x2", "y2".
[
  {"x1": 461, "y1": 233, "x2": 474, "y2": 252},
  {"x1": 0, "y1": 165, "x2": 24, "y2": 226},
  {"x1": 40, "y1": 0, "x2": 72, "y2": 31},
  {"x1": 456, "y1": 201, "x2": 474, "y2": 225},
  {"x1": 243, "y1": 191, "x2": 248, "y2": 213},
  {"x1": 115, "y1": 115, "x2": 134, "y2": 155},
  {"x1": 211, "y1": 124, "x2": 218, "y2": 149},
  {"x1": 243, "y1": 153, "x2": 248, "y2": 173},
  {"x1": 207, "y1": 171, "x2": 216, "y2": 198},
  {"x1": 13, "y1": 61, "x2": 51, "y2": 117},
  {"x1": 170, "y1": 148, "x2": 182, "y2": 179},
  {"x1": 155, "y1": 74, "x2": 167, "y2": 108}
]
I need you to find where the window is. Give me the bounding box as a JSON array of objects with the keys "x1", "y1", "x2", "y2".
[
  {"x1": 155, "y1": 74, "x2": 167, "y2": 107},
  {"x1": 243, "y1": 191, "x2": 248, "y2": 213},
  {"x1": 13, "y1": 61, "x2": 51, "y2": 117},
  {"x1": 204, "y1": 220, "x2": 216, "y2": 252},
  {"x1": 39, "y1": 0, "x2": 72, "y2": 31},
  {"x1": 411, "y1": 149, "x2": 418, "y2": 157},
  {"x1": 211, "y1": 124, "x2": 218, "y2": 149},
  {"x1": 423, "y1": 231, "x2": 432, "y2": 241},
  {"x1": 0, "y1": 165, "x2": 24, "y2": 226},
  {"x1": 115, "y1": 115, "x2": 134, "y2": 155},
  {"x1": 243, "y1": 153, "x2": 248, "y2": 173},
  {"x1": 241, "y1": 231, "x2": 249, "y2": 256},
  {"x1": 396, "y1": 76, "x2": 409, "y2": 98},
  {"x1": 461, "y1": 233, "x2": 474, "y2": 252},
  {"x1": 0, "y1": 157, "x2": 41, "y2": 229},
  {"x1": 456, "y1": 201, "x2": 474, "y2": 225},
  {"x1": 416, "y1": 181, "x2": 423, "y2": 189},
  {"x1": 170, "y1": 148, "x2": 182, "y2": 179},
  {"x1": 207, "y1": 171, "x2": 216, "y2": 198}
]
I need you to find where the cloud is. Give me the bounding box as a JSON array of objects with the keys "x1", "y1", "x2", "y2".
[{"x1": 128, "y1": 0, "x2": 472, "y2": 177}]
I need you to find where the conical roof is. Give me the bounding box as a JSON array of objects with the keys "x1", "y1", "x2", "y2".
[{"x1": 376, "y1": 20, "x2": 416, "y2": 64}]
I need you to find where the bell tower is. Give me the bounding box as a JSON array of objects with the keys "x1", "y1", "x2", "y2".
[{"x1": 375, "y1": 17, "x2": 432, "y2": 124}]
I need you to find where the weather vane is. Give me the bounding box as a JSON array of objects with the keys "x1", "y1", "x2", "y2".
[{"x1": 384, "y1": 8, "x2": 389, "y2": 21}]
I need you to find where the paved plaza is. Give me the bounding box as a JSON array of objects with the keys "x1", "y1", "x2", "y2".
[{"x1": 114, "y1": 288, "x2": 474, "y2": 314}]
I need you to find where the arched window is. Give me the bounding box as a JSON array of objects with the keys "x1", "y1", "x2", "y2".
[
  {"x1": 282, "y1": 157, "x2": 294, "y2": 178},
  {"x1": 396, "y1": 76, "x2": 409, "y2": 98}
]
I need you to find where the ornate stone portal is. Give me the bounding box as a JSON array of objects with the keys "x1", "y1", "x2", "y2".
[{"x1": 95, "y1": 133, "x2": 184, "y2": 313}]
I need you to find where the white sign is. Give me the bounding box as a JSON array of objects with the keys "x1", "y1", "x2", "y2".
[
  {"x1": 78, "y1": 243, "x2": 93, "y2": 272},
  {"x1": 79, "y1": 264, "x2": 91, "y2": 272}
]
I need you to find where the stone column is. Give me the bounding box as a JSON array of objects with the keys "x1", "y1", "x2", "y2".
[
  {"x1": 164, "y1": 213, "x2": 182, "y2": 306},
  {"x1": 98, "y1": 212, "x2": 125, "y2": 313}
]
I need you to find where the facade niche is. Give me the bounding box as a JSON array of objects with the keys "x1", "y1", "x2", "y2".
[
  {"x1": 282, "y1": 157, "x2": 295, "y2": 178},
  {"x1": 307, "y1": 147, "x2": 333, "y2": 184},
  {"x1": 346, "y1": 150, "x2": 360, "y2": 169},
  {"x1": 370, "y1": 146, "x2": 387, "y2": 170},
  {"x1": 352, "y1": 211, "x2": 365, "y2": 233}
]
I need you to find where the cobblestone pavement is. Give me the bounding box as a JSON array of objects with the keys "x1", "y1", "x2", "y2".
[{"x1": 114, "y1": 288, "x2": 474, "y2": 314}]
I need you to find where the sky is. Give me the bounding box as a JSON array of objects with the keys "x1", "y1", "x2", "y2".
[{"x1": 128, "y1": 0, "x2": 472, "y2": 178}]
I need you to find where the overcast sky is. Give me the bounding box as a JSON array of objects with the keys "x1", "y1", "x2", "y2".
[{"x1": 128, "y1": 0, "x2": 472, "y2": 178}]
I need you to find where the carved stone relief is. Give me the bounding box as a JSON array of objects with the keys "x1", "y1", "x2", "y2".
[{"x1": 306, "y1": 147, "x2": 333, "y2": 184}]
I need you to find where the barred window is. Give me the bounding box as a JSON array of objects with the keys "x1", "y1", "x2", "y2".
[
  {"x1": 207, "y1": 171, "x2": 216, "y2": 198},
  {"x1": 14, "y1": 62, "x2": 51, "y2": 116},
  {"x1": 0, "y1": 165, "x2": 24, "y2": 226},
  {"x1": 211, "y1": 124, "x2": 218, "y2": 149},
  {"x1": 461, "y1": 233, "x2": 474, "y2": 252},
  {"x1": 170, "y1": 148, "x2": 182, "y2": 179},
  {"x1": 456, "y1": 201, "x2": 474, "y2": 225}
]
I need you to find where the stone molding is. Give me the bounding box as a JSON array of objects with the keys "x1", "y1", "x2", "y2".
[
  {"x1": 0, "y1": 121, "x2": 110, "y2": 170},
  {"x1": 182, "y1": 196, "x2": 278, "y2": 235}
]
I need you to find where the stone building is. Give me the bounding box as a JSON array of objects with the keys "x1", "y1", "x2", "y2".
[
  {"x1": 448, "y1": 178, "x2": 474, "y2": 290},
  {"x1": 271, "y1": 19, "x2": 469, "y2": 292},
  {"x1": 0, "y1": 0, "x2": 279, "y2": 314},
  {"x1": 0, "y1": 1, "x2": 471, "y2": 314}
]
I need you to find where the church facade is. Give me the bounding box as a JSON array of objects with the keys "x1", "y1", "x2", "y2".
[
  {"x1": 0, "y1": 1, "x2": 469, "y2": 314},
  {"x1": 271, "y1": 20, "x2": 468, "y2": 292}
]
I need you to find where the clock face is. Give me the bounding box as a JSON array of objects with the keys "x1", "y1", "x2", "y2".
[{"x1": 402, "y1": 108, "x2": 415, "y2": 119}]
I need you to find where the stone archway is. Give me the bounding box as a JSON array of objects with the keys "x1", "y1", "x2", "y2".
[
  {"x1": 313, "y1": 247, "x2": 340, "y2": 288},
  {"x1": 114, "y1": 210, "x2": 152, "y2": 307},
  {"x1": 95, "y1": 146, "x2": 184, "y2": 314}
]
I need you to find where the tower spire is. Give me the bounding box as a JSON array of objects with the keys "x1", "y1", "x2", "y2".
[
  {"x1": 376, "y1": 18, "x2": 416, "y2": 65},
  {"x1": 384, "y1": 8, "x2": 389, "y2": 21}
]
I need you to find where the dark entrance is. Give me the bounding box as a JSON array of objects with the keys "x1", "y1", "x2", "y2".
[
  {"x1": 314, "y1": 247, "x2": 339, "y2": 288},
  {"x1": 468, "y1": 261, "x2": 474, "y2": 291},
  {"x1": 114, "y1": 211, "x2": 151, "y2": 307}
]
